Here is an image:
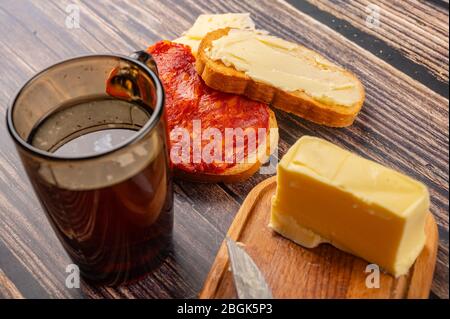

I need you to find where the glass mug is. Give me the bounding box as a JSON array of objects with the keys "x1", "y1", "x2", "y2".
[{"x1": 6, "y1": 52, "x2": 173, "y2": 286}]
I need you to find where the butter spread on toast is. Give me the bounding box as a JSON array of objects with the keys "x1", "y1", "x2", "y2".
[{"x1": 206, "y1": 29, "x2": 362, "y2": 107}]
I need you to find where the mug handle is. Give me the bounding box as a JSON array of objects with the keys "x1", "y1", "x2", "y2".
[
  {"x1": 130, "y1": 50, "x2": 159, "y2": 75},
  {"x1": 106, "y1": 51, "x2": 160, "y2": 101}
]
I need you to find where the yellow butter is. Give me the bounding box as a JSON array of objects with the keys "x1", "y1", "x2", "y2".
[
  {"x1": 206, "y1": 29, "x2": 363, "y2": 107},
  {"x1": 270, "y1": 136, "x2": 429, "y2": 277},
  {"x1": 173, "y1": 13, "x2": 255, "y2": 54}
]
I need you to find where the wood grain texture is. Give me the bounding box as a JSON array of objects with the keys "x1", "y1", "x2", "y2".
[
  {"x1": 306, "y1": 0, "x2": 449, "y2": 83},
  {"x1": 0, "y1": 269, "x2": 24, "y2": 299},
  {"x1": 0, "y1": 0, "x2": 447, "y2": 298},
  {"x1": 200, "y1": 177, "x2": 439, "y2": 299}
]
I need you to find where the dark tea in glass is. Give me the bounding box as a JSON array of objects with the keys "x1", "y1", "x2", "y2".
[{"x1": 7, "y1": 54, "x2": 173, "y2": 286}]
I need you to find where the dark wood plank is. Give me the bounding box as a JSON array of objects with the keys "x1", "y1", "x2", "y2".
[
  {"x1": 0, "y1": 0, "x2": 447, "y2": 299},
  {"x1": 305, "y1": 0, "x2": 449, "y2": 84}
]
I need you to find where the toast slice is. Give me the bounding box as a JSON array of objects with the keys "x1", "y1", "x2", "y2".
[
  {"x1": 173, "y1": 13, "x2": 256, "y2": 56},
  {"x1": 196, "y1": 28, "x2": 365, "y2": 127},
  {"x1": 146, "y1": 41, "x2": 279, "y2": 183}
]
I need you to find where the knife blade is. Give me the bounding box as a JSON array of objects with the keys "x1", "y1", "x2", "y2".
[{"x1": 225, "y1": 237, "x2": 273, "y2": 299}]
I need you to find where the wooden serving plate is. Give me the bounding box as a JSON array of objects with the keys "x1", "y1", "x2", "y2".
[{"x1": 200, "y1": 176, "x2": 438, "y2": 299}]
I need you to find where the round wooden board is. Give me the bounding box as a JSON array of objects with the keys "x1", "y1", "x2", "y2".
[{"x1": 199, "y1": 176, "x2": 438, "y2": 299}]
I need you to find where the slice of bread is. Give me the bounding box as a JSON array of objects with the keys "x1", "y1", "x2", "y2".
[
  {"x1": 173, "y1": 13, "x2": 256, "y2": 56},
  {"x1": 147, "y1": 40, "x2": 279, "y2": 183},
  {"x1": 174, "y1": 109, "x2": 278, "y2": 183},
  {"x1": 196, "y1": 28, "x2": 365, "y2": 127}
]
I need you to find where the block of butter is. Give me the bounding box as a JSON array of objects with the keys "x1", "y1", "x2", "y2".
[
  {"x1": 173, "y1": 13, "x2": 255, "y2": 54},
  {"x1": 270, "y1": 136, "x2": 429, "y2": 277}
]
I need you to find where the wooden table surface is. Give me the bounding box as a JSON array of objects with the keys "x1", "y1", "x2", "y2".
[{"x1": 0, "y1": 0, "x2": 448, "y2": 299}]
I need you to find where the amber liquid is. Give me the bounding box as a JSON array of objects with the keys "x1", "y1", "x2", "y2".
[{"x1": 28, "y1": 99, "x2": 173, "y2": 286}]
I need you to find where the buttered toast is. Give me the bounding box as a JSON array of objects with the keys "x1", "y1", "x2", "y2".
[{"x1": 196, "y1": 28, "x2": 365, "y2": 127}]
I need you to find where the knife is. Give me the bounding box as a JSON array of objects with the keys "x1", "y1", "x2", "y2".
[{"x1": 225, "y1": 237, "x2": 273, "y2": 299}]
